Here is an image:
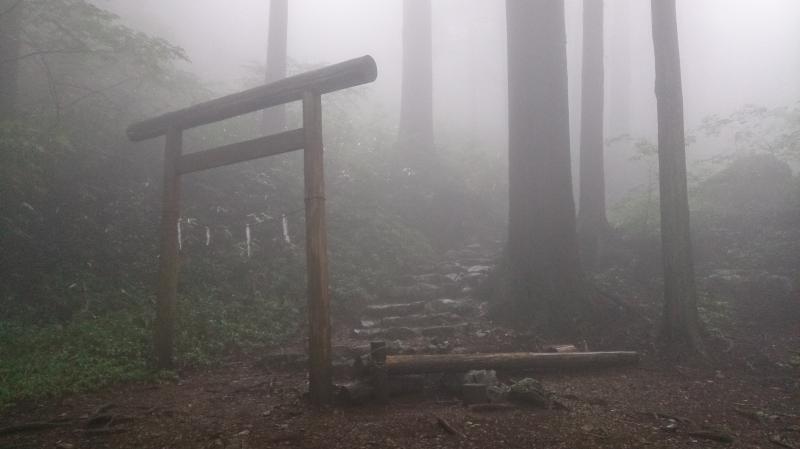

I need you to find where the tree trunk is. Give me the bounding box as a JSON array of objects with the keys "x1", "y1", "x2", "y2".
[
  {"x1": 0, "y1": 0, "x2": 22, "y2": 120},
  {"x1": 605, "y1": 0, "x2": 633, "y2": 137},
  {"x1": 262, "y1": 0, "x2": 288, "y2": 134},
  {"x1": 398, "y1": 0, "x2": 434, "y2": 167},
  {"x1": 502, "y1": 0, "x2": 584, "y2": 325},
  {"x1": 650, "y1": 0, "x2": 701, "y2": 353},
  {"x1": 577, "y1": 0, "x2": 607, "y2": 270}
]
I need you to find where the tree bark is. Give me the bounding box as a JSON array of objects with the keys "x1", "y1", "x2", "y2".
[
  {"x1": 650, "y1": 0, "x2": 701, "y2": 352},
  {"x1": 398, "y1": 0, "x2": 434, "y2": 165},
  {"x1": 262, "y1": 0, "x2": 288, "y2": 134},
  {"x1": 0, "y1": 0, "x2": 22, "y2": 120},
  {"x1": 578, "y1": 0, "x2": 607, "y2": 270},
  {"x1": 605, "y1": 1, "x2": 633, "y2": 137},
  {"x1": 502, "y1": 0, "x2": 584, "y2": 325}
]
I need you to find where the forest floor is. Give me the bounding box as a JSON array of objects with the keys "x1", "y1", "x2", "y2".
[
  {"x1": 2, "y1": 244, "x2": 798, "y2": 449},
  {"x1": 2, "y1": 296, "x2": 797, "y2": 449}
]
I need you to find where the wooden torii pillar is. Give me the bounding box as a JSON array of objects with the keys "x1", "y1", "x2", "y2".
[{"x1": 127, "y1": 56, "x2": 378, "y2": 405}]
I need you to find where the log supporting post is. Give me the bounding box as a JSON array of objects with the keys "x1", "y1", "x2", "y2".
[
  {"x1": 371, "y1": 341, "x2": 387, "y2": 364},
  {"x1": 371, "y1": 341, "x2": 389, "y2": 404},
  {"x1": 154, "y1": 127, "x2": 183, "y2": 369},
  {"x1": 303, "y1": 91, "x2": 332, "y2": 405}
]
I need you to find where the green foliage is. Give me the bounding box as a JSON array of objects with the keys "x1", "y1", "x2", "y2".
[
  {"x1": 0, "y1": 294, "x2": 302, "y2": 407},
  {"x1": 175, "y1": 292, "x2": 301, "y2": 367},
  {"x1": 697, "y1": 291, "x2": 733, "y2": 336},
  {"x1": 693, "y1": 153, "x2": 795, "y2": 220},
  {"x1": 0, "y1": 313, "x2": 151, "y2": 407},
  {"x1": 698, "y1": 103, "x2": 800, "y2": 165}
]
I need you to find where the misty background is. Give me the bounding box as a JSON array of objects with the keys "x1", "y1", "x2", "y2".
[{"x1": 105, "y1": 0, "x2": 800, "y2": 204}]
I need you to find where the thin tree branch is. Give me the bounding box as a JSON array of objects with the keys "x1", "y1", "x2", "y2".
[
  {"x1": 46, "y1": 17, "x2": 93, "y2": 52},
  {"x1": 0, "y1": 0, "x2": 23, "y2": 18},
  {"x1": 37, "y1": 53, "x2": 61, "y2": 122},
  {"x1": 61, "y1": 76, "x2": 136, "y2": 111},
  {"x1": 0, "y1": 48, "x2": 106, "y2": 64}
]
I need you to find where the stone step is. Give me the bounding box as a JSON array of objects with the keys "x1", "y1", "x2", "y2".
[
  {"x1": 381, "y1": 312, "x2": 464, "y2": 328},
  {"x1": 360, "y1": 313, "x2": 463, "y2": 329},
  {"x1": 352, "y1": 323, "x2": 471, "y2": 340},
  {"x1": 426, "y1": 298, "x2": 481, "y2": 316},
  {"x1": 383, "y1": 283, "x2": 441, "y2": 302},
  {"x1": 364, "y1": 301, "x2": 427, "y2": 318}
]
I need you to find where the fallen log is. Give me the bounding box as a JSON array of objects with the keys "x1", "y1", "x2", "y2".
[{"x1": 385, "y1": 351, "x2": 639, "y2": 375}]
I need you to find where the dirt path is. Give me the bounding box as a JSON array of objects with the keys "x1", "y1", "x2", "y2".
[{"x1": 1, "y1": 358, "x2": 798, "y2": 449}]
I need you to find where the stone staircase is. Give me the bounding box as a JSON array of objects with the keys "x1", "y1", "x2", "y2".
[
  {"x1": 349, "y1": 243, "x2": 496, "y2": 355},
  {"x1": 260, "y1": 243, "x2": 500, "y2": 373}
]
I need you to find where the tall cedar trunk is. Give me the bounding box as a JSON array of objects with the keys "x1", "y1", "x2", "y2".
[
  {"x1": 650, "y1": 0, "x2": 701, "y2": 351},
  {"x1": 504, "y1": 0, "x2": 583, "y2": 324},
  {"x1": 262, "y1": 0, "x2": 288, "y2": 134},
  {"x1": 0, "y1": 0, "x2": 22, "y2": 120},
  {"x1": 577, "y1": 0, "x2": 607, "y2": 270},
  {"x1": 398, "y1": 0, "x2": 434, "y2": 167},
  {"x1": 607, "y1": 1, "x2": 632, "y2": 136}
]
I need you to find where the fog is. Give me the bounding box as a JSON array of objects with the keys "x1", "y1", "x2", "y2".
[
  {"x1": 102, "y1": 0, "x2": 800, "y2": 205},
  {"x1": 2, "y1": 0, "x2": 799, "y2": 429}
]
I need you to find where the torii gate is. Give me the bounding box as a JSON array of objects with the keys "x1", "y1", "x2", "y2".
[{"x1": 127, "y1": 56, "x2": 378, "y2": 405}]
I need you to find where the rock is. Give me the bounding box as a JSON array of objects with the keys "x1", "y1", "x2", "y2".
[
  {"x1": 463, "y1": 370, "x2": 498, "y2": 387},
  {"x1": 420, "y1": 323, "x2": 469, "y2": 338},
  {"x1": 509, "y1": 378, "x2": 550, "y2": 408},
  {"x1": 381, "y1": 313, "x2": 462, "y2": 328},
  {"x1": 467, "y1": 265, "x2": 491, "y2": 274},
  {"x1": 336, "y1": 381, "x2": 374, "y2": 405},
  {"x1": 464, "y1": 272, "x2": 488, "y2": 288},
  {"x1": 360, "y1": 319, "x2": 379, "y2": 328},
  {"x1": 352, "y1": 327, "x2": 420, "y2": 340},
  {"x1": 388, "y1": 340, "x2": 415, "y2": 355},
  {"x1": 364, "y1": 301, "x2": 427, "y2": 318},
  {"x1": 427, "y1": 298, "x2": 476, "y2": 315},
  {"x1": 444, "y1": 273, "x2": 462, "y2": 283},
  {"x1": 487, "y1": 385, "x2": 511, "y2": 402}
]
